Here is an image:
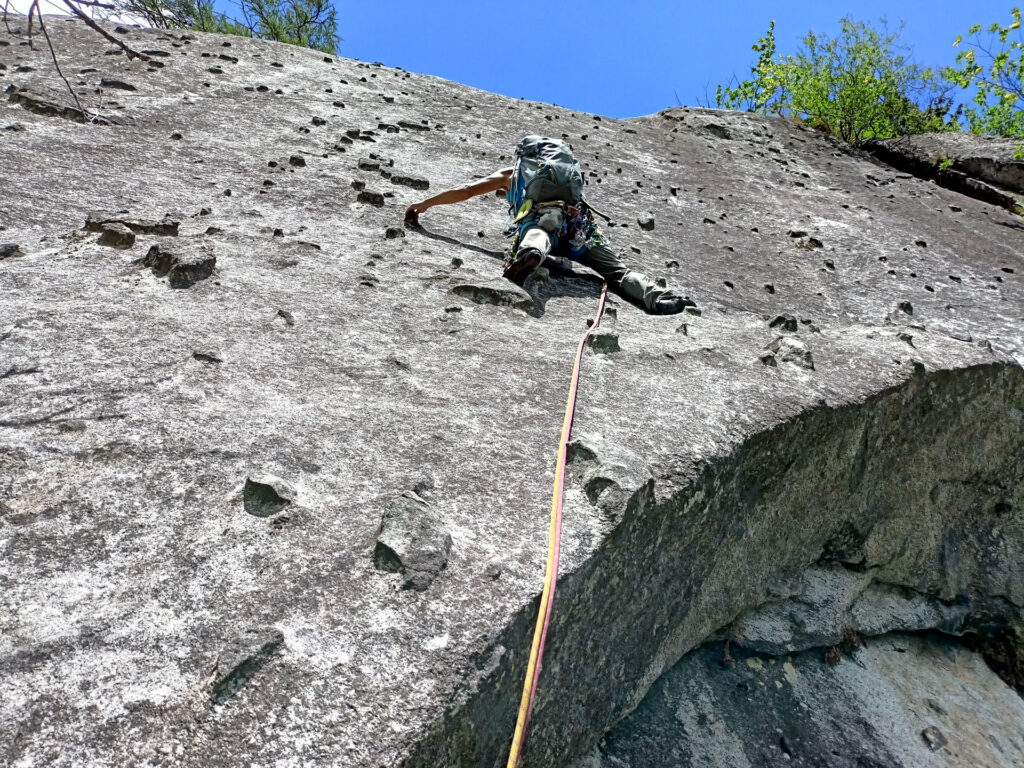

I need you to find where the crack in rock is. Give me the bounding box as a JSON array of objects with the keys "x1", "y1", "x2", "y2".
[{"x1": 209, "y1": 626, "x2": 285, "y2": 704}]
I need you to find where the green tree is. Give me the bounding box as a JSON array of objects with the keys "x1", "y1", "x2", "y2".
[
  {"x1": 715, "y1": 18, "x2": 955, "y2": 146},
  {"x1": 113, "y1": 0, "x2": 339, "y2": 55},
  {"x1": 238, "y1": 0, "x2": 338, "y2": 54},
  {"x1": 946, "y1": 7, "x2": 1024, "y2": 138},
  {"x1": 715, "y1": 21, "x2": 788, "y2": 114}
]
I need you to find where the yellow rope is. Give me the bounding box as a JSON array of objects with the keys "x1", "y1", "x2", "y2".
[{"x1": 506, "y1": 283, "x2": 608, "y2": 768}]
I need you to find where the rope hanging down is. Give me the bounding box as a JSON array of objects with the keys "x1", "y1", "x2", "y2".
[{"x1": 506, "y1": 282, "x2": 609, "y2": 768}]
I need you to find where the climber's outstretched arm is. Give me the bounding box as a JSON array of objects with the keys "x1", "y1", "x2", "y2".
[{"x1": 405, "y1": 167, "x2": 512, "y2": 223}]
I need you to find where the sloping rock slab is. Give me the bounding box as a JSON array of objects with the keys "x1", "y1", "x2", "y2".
[
  {"x1": 1, "y1": 17, "x2": 1023, "y2": 768},
  {"x1": 865, "y1": 134, "x2": 1024, "y2": 212},
  {"x1": 450, "y1": 278, "x2": 535, "y2": 311}
]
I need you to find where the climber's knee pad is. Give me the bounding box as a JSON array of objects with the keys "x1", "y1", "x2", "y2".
[{"x1": 520, "y1": 226, "x2": 552, "y2": 255}]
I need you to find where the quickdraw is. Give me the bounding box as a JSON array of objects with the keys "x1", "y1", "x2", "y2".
[
  {"x1": 505, "y1": 201, "x2": 599, "y2": 263},
  {"x1": 563, "y1": 204, "x2": 593, "y2": 257}
]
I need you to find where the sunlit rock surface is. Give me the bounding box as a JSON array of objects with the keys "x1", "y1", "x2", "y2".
[{"x1": 1, "y1": 15, "x2": 1022, "y2": 768}]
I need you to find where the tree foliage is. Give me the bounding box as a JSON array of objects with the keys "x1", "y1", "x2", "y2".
[
  {"x1": 714, "y1": 21, "x2": 786, "y2": 113},
  {"x1": 240, "y1": 0, "x2": 337, "y2": 53},
  {"x1": 946, "y1": 7, "x2": 1024, "y2": 137},
  {"x1": 111, "y1": 0, "x2": 339, "y2": 54},
  {"x1": 715, "y1": 18, "x2": 955, "y2": 146}
]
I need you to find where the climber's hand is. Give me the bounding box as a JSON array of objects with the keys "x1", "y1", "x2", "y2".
[{"x1": 404, "y1": 204, "x2": 426, "y2": 226}]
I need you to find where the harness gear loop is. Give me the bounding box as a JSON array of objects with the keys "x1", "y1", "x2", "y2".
[
  {"x1": 505, "y1": 282, "x2": 610, "y2": 768},
  {"x1": 504, "y1": 201, "x2": 600, "y2": 269}
]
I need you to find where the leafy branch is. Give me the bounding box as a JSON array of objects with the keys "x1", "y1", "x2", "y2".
[
  {"x1": 710, "y1": 17, "x2": 956, "y2": 146},
  {"x1": 946, "y1": 7, "x2": 1024, "y2": 137}
]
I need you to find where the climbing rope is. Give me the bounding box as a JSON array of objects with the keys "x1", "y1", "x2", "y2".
[{"x1": 506, "y1": 282, "x2": 609, "y2": 768}]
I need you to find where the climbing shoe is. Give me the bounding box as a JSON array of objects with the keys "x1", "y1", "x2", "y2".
[
  {"x1": 502, "y1": 247, "x2": 544, "y2": 284},
  {"x1": 652, "y1": 295, "x2": 697, "y2": 315}
]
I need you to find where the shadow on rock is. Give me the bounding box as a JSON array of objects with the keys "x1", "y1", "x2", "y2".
[
  {"x1": 409, "y1": 224, "x2": 619, "y2": 318},
  {"x1": 519, "y1": 265, "x2": 606, "y2": 319},
  {"x1": 406, "y1": 223, "x2": 505, "y2": 262}
]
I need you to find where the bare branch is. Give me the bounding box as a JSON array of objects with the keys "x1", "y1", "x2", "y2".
[
  {"x1": 60, "y1": 0, "x2": 150, "y2": 61},
  {"x1": 27, "y1": 0, "x2": 36, "y2": 46},
  {"x1": 2, "y1": 0, "x2": 15, "y2": 34},
  {"x1": 32, "y1": 1, "x2": 91, "y2": 117}
]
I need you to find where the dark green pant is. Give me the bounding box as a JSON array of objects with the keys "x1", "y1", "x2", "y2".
[{"x1": 518, "y1": 209, "x2": 677, "y2": 312}]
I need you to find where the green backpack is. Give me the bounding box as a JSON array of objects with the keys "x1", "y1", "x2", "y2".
[{"x1": 507, "y1": 136, "x2": 585, "y2": 222}]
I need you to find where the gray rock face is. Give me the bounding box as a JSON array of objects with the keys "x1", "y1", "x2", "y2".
[
  {"x1": 588, "y1": 330, "x2": 620, "y2": 354},
  {"x1": 374, "y1": 491, "x2": 452, "y2": 591},
  {"x1": 718, "y1": 563, "x2": 1004, "y2": 655},
  {"x1": 764, "y1": 334, "x2": 815, "y2": 369},
  {"x1": 209, "y1": 626, "x2": 284, "y2": 704},
  {"x1": 391, "y1": 174, "x2": 430, "y2": 190},
  {"x1": 97, "y1": 221, "x2": 136, "y2": 247},
  {"x1": 243, "y1": 473, "x2": 296, "y2": 517},
  {"x1": 449, "y1": 277, "x2": 536, "y2": 311},
  {"x1": 865, "y1": 134, "x2": 1024, "y2": 213},
  {"x1": 86, "y1": 211, "x2": 180, "y2": 236},
  {"x1": 142, "y1": 242, "x2": 216, "y2": 287},
  {"x1": 358, "y1": 189, "x2": 385, "y2": 206},
  {"x1": 769, "y1": 313, "x2": 798, "y2": 332},
  {"x1": 1, "y1": 15, "x2": 1022, "y2": 768},
  {"x1": 7, "y1": 85, "x2": 87, "y2": 122},
  {"x1": 0, "y1": 242, "x2": 23, "y2": 259},
  {"x1": 100, "y1": 77, "x2": 136, "y2": 91},
  {"x1": 596, "y1": 633, "x2": 1024, "y2": 768},
  {"x1": 192, "y1": 349, "x2": 223, "y2": 364}
]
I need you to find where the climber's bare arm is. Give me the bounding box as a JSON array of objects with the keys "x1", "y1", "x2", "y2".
[{"x1": 405, "y1": 168, "x2": 512, "y2": 223}]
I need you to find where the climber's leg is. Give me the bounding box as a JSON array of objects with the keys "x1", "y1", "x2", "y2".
[
  {"x1": 504, "y1": 206, "x2": 562, "y2": 282},
  {"x1": 576, "y1": 235, "x2": 692, "y2": 314}
]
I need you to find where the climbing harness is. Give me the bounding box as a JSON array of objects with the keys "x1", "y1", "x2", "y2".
[
  {"x1": 502, "y1": 136, "x2": 613, "y2": 277},
  {"x1": 503, "y1": 201, "x2": 606, "y2": 275},
  {"x1": 505, "y1": 282, "x2": 610, "y2": 768}
]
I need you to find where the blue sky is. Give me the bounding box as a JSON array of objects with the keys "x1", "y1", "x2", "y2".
[
  {"x1": 329, "y1": 0, "x2": 1014, "y2": 118},
  {"x1": 12, "y1": 0, "x2": 1016, "y2": 117}
]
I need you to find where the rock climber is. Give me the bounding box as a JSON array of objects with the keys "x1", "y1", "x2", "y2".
[{"x1": 404, "y1": 135, "x2": 696, "y2": 315}]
